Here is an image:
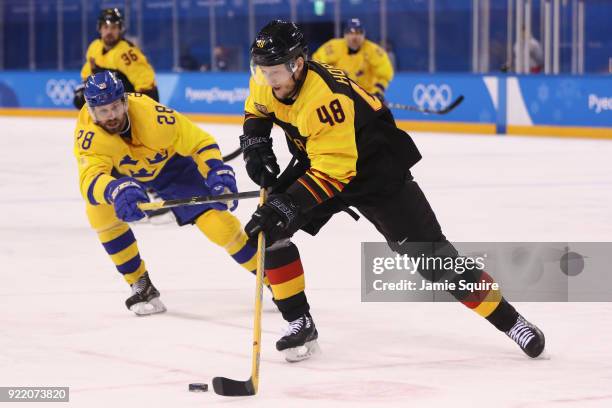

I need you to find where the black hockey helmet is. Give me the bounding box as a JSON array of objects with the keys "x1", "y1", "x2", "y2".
[
  {"x1": 250, "y1": 20, "x2": 308, "y2": 67},
  {"x1": 98, "y1": 8, "x2": 124, "y2": 30}
]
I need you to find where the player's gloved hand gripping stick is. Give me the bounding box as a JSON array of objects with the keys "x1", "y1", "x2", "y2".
[{"x1": 105, "y1": 177, "x2": 150, "y2": 222}]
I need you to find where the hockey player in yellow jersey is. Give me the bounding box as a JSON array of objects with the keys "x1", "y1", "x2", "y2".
[
  {"x1": 74, "y1": 71, "x2": 259, "y2": 315},
  {"x1": 312, "y1": 18, "x2": 393, "y2": 101},
  {"x1": 74, "y1": 8, "x2": 169, "y2": 220},
  {"x1": 241, "y1": 20, "x2": 545, "y2": 362},
  {"x1": 73, "y1": 8, "x2": 158, "y2": 110}
]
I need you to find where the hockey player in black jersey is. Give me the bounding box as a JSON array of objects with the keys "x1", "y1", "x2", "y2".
[{"x1": 241, "y1": 20, "x2": 545, "y2": 362}]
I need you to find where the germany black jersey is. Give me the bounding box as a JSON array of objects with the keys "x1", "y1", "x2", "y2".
[{"x1": 244, "y1": 60, "x2": 421, "y2": 210}]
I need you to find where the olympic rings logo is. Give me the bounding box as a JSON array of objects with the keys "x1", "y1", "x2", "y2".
[
  {"x1": 46, "y1": 79, "x2": 78, "y2": 105},
  {"x1": 413, "y1": 83, "x2": 452, "y2": 111}
]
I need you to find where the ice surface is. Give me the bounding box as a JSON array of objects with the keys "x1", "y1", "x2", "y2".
[{"x1": 1, "y1": 117, "x2": 611, "y2": 407}]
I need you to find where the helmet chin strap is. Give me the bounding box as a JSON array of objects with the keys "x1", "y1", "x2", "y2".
[{"x1": 120, "y1": 113, "x2": 131, "y2": 134}]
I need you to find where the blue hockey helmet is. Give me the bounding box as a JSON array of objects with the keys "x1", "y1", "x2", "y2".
[
  {"x1": 84, "y1": 71, "x2": 125, "y2": 107},
  {"x1": 344, "y1": 18, "x2": 365, "y2": 34}
]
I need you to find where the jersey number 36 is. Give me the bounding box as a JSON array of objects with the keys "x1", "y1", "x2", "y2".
[{"x1": 121, "y1": 49, "x2": 139, "y2": 66}]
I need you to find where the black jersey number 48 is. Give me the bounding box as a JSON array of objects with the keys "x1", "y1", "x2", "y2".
[{"x1": 316, "y1": 99, "x2": 345, "y2": 126}]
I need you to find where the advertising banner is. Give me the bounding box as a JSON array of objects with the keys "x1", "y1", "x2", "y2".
[{"x1": 0, "y1": 70, "x2": 610, "y2": 137}]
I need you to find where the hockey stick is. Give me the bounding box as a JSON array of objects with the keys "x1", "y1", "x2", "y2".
[
  {"x1": 387, "y1": 94, "x2": 464, "y2": 115},
  {"x1": 222, "y1": 146, "x2": 242, "y2": 162},
  {"x1": 212, "y1": 187, "x2": 267, "y2": 396},
  {"x1": 137, "y1": 190, "x2": 259, "y2": 211}
]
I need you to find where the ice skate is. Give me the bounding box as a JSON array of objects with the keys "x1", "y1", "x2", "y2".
[
  {"x1": 125, "y1": 272, "x2": 166, "y2": 316},
  {"x1": 276, "y1": 314, "x2": 320, "y2": 362},
  {"x1": 505, "y1": 314, "x2": 545, "y2": 358}
]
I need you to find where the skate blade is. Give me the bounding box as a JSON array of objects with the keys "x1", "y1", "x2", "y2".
[
  {"x1": 282, "y1": 339, "x2": 320, "y2": 363},
  {"x1": 533, "y1": 348, "x2": 551, "y2": 360},
  {"x1": 130, "y1": 298, "x2": 167, "y2": 316}
]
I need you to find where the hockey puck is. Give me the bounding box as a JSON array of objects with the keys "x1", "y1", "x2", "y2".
[{"x1": 188, "y1": 383, "x2": 208, "y2": 392}]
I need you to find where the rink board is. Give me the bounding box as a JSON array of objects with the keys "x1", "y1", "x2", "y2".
[{"x1": 0, "y1": 71, "x2": 609, "y2": 138}]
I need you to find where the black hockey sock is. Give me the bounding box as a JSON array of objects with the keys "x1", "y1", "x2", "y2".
[
  {"x1": 485, "y1": 298, "x2": 519, "y2": 332},
  {"x1": 274, "y1": 291, "x2": 311, "y2": 322}
]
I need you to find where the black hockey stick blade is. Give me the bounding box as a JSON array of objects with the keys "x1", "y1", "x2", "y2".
[
  {"x1": 222, "y1": 146, "x2": 242, "y2": 162},
  {"x1": 212, "y1": 376, "x2": 256, "y2": 396},
  {"x1": 437, "y1": 94, "x2": 464, "y2": 114},
  {"x1": 387, "y1": 94, "x2": 464, "y2": 115}
]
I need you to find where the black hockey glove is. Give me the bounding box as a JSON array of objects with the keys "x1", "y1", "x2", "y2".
[
  {"x1": 245, "y1": 194, "x2": 300, "y2": 241},
  {"x1": 73, "y1": 84, "x2": 86, "y2": 110},
  {"x1": 240, "y1": 134, "x2": 280, "y2": 188}
]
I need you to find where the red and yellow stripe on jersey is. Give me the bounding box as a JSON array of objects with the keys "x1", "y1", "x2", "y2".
[{"x1": 294, "y1": 169, "x2": 346, "y2": 205}]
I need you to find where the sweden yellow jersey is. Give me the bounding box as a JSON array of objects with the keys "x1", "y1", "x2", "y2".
[
  {"x1": 312, "y1": 38, "x2": 394, "y2": 96},
  {"x1": 74, "y1": 93, "x2": 222, "y2": 206},
  {"x1": 244, "y1": 61, "x2": 386, "y2": 198},
  {"x1": 80, "y1": 39, "x2": 156, "y2": 93}
]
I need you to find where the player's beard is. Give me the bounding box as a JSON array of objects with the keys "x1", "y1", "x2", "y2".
[
  {"x1": 103, "y1": 35, "x2": 120, "y2": 49},
  {"x1": 100, "y1": 114, "x2": 127, "y2": 134}
]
